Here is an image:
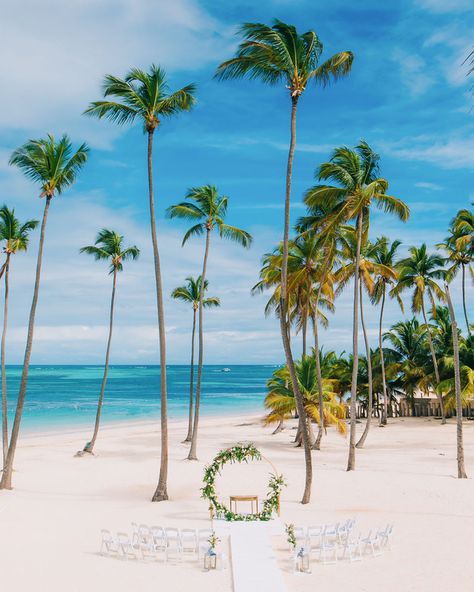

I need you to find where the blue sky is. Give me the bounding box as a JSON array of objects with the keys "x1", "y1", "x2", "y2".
[{"x1": 0, "y1": 0, "x2": 472, "y2": 363}]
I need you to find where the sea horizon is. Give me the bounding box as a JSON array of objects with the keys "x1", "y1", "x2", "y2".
[{"x1": 4, "y1": 364, "x2": 278, "y2": 433}]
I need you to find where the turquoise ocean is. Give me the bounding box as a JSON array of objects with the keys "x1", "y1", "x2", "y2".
[{"x1": 4, "y1": 365, "x2": 278, "y2": 433}]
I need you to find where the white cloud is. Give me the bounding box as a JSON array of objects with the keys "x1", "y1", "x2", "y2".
[
  {"x1": 382, "y1": 135, "x2": 474, "y2": 169},
  {"x1": 392, "y1": 48, "x2": 434, "y2": 97},
  {"x1": 414, "y1": 182, "x2": 443, "y2": 191},
  {"x1": 0, "y1": 0, "x2": 231, "y2": 147},
  {"x1": 417, "y1": 0, "x2": 472, "y2": 13}
]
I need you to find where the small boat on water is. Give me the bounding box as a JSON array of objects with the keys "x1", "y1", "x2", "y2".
[{"x1": 222, "y1": 367, "x2": 231, "y2": 372}]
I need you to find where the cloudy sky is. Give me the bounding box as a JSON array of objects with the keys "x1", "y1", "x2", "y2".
[{"x1": 0, "y1": 0, "x2": 472, "y2": 364}]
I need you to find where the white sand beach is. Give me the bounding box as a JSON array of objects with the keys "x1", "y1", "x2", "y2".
[{"x1": 1, "y1": 415, "x2": 473, "y2": 592}]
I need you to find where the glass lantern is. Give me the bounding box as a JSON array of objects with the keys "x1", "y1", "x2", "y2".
[
  {"x1": 204, "y1": 547, "x2": 217, "y2": 571},
  {"x1": 296, "y1": 546, "x2": 311, "y2": 573}
]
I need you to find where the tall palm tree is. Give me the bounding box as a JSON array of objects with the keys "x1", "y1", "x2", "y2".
[
  {"x1": 85, "y1": 65, "x2": 196, "y2": 501},
  {"x1": 0, "y1": 207, "x2": 38, "y2": 468},
  {"x1": 395, "y1": 244, "x2": 447, "y2": 423},
  {"x1": 216, "y1": 20, "x2": 353, "y2": 503},
  {"x1": 0, "y1": 135, "x2": 88, "y2": 490},
  {"x1": 334, "y1": 232, "x2": 397, "y2": 447},
  {"x1": 171, "y1": 276, "x2": 220, "y2": 443},
  {"x1": 438, "y1": 215, "x2": 473, "y2": 335},
  {"x1": 444, "y1": 283, "x2": 468, "y2": 478},
  {"x1": 306, "y1": 141, "x2": 409, "y2": 470},
  {"x1": 167, "y1": 185, "x2": 251, "y2": 460},
  {"x1": 77, "y1": 229, "x2": 139, "y2": 455},
  {"x1": 370, "y1": 237, "x2": 403, "y2": 425}
]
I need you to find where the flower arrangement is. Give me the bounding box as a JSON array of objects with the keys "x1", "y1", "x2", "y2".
[
  {"x1": 285, "y1": 523, "x2": 296, "y2": 549},
  {"x1": 201, "y1": 442, "x2": 286, "y2": 522},
  {"x1": 208, "y1": 531, "x2": 220, "y2": 550}
]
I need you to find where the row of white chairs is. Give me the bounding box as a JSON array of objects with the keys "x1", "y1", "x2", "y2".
[
  {"x1": 293, "y1": 518, "x2": 357, "y2": 549},
  {"x1": 100, "y1": 524, "x2": 214, "y2": 561},
  {"x1": 293, "y1": 523, "x2": 393, "y2": 566}
]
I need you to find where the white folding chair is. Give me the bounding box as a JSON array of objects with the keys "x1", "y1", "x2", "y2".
[
  {"x1": 307, "y1": 525, "x2": 324, "y2": 552},
  {"x1": 165, "y1": 527, "x2": 182, "y2": 562},
  {"x1": 319, "y1": 538, "x2": 338, "y2": 565},
  {"x1": 100, "y1": 529, "x2": 119, "y2": 557},
  {"x1": 377, "y1": 524, "x2": 393, "y2": 549},
  {"x1": 361, "y1": 530, "x2": 382, "y2": 557},
  {"x1": 136, "y1": 524, "x2": 155, "y2": 560},
  {"x1": 323, "y1": 522, "x2": 339, "y2": 544},
  {"x1": 151, "y1": 526, "x2": 165, "y2": 555},
  {"x1": 340, "y1": 534, "x2": 362, "y2": 562},
  {"x1": 180, "y1": 529, "x2": 198, "y2": 559},
  {"x1": 117, "y1": 532, "x2": 139, "y2": 560}
]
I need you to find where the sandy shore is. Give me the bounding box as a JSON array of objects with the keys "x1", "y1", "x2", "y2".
[{"x1": 1, "y1": 414, "x2": 473, "y2": 591}]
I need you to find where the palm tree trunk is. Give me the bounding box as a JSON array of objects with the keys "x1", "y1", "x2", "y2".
[
  {"x1": 302, "y1": 311, "x2": 307, "y2": 358},
  {"x1": 445, "y1": 283, "x2": 468, "y2": 478},
  {"x1": 420, "y1": 297, "x2": 445, "y2": 425},
  {"x1": 1, "y1": 253, "x2": 11, "y2": 468},
  {"x1": 183, "y1": 308, "x2": 197, "y2": 443},
  {"x1": 356, "y1": 282, "x2": 373, "y2": 448},
  {"x1": 0, "y1": 198, "x2": 51, "y2": 490},
  {"x1": 379, "y1": 286, "x2": 388, "y2": 425},
  {"x1": 80, "y1": 268, "x2": 117, "y2": 454},
  {"x1": 347, "y1": 211, "x2": 363, "y2": 471},
  {"x1": 148, "y1": 130, "x2": 169, "y2": 502},
  {"x1": 279, "y1": 94, "x2": 312, "y2": 504},
  {"x1": 313, "y1": 287, "x2": 325, "y2": 451},
  {"x1": 461, "y1": 264, "x2": 470, "y2": 335},
  {"x1": 188, "y1": 228, "x2": 211, "y2": 461}
]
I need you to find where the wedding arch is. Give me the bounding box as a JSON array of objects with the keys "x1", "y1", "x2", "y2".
[{"x1": 201, "y1": 443, "x2": 285, "y2": 521}]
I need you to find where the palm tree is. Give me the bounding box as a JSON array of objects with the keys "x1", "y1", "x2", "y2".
[
  {"x1": 438, "y1": 214, "x2": 473, "y2": 335},
  {"x1": 444, "y1": 283, "x2": 468, "y2": 478},
  {"x1": 167, "y1": 185, "x2": 251, "y2": 460},
  {"x1": 77, "y1": 230, "x2": 139, "y2": 455},
  {"x1": 216, "y1": 20, "x2": 353, "y2": 503},
  {"x1": 384, "y1": 318, "x2": 429, "y2": 415},
  {"x1": 0, "y1": 207, "x2": 38, "y2": 468},
  {"x1": 171, "y1": 276, "x2": 220, "y2": 443},
  {"x1": 264, "y1": 357, "x2": 347, "y2": 436},
  {"x1": 85, "y1": 65, "x2": 196, "y2": 501},
  {"x1": 370, "y1": 237, "x2": 403, "y2": 425},
  {"x1": 306, "y1": 141, "x2": 409, "y2": 470},
  {"x1": 335, "y1": 232, "x2": 397, "y2": 447},
  {"x1": 395, "y1": 244, "x2": 447, "y2": 423},
  {"x1": 0, "y1": 135, "x2": 88, "y2": 490}
]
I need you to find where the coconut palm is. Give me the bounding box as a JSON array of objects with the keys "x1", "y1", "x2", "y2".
[
  {"x1": 306, "y1": 141, "x2": 409, "y2": 470},
  {"x1": 85, "y1": 65, "x2": 196, "y2": 501},
  {"x1": 216, "y1": 19, "x2": 353, "y2": 503},
  {"x1": 438, "y1": 217, "x2": 473, "y2": 335},
  {"x1": 167, "y1": 185, "x2": 251, "y2": 460},
  {"x1": 334, "y1": 232, "x2": 398, "y2": 447},
  {"x1": 171, "y1": 276, "x2": 220, "y2": 443},
  {"x1": 444, "y1": 283, "x2": 468, "y2": 478},
  {"x1": 0, "y1": 135, "x2": 88, "y2": 490},
  {"x1": 264, "y1": 357, "x2": 347, "y2": 436},
  {"x1": 0, "y1": 207, "x2": 38, "y2": 468},
  {"x1": 370, "y1": 237, "x2": 403, "y2": 425},
  {"x1": 384, "y1": 319, "x2": 429, "y2": 415},
  {"x1": 77, "y1": 230, "x2": 139, "y2": 455},
  {"x1": 395, "y1": 244, "x2": 447, "y2": 423}
]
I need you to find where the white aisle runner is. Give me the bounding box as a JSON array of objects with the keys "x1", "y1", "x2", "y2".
[{"x1": 227, "y1": 521, "x2": 288, "y2": 592}]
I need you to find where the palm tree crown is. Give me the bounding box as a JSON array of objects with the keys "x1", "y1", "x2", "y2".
[
  {"x1": 395, "y1": 244, "x2": 446, "y2": 314},
  {"x1": 80, "y1": 229, "x2": 139, "y2": 273},
  {"x1": 84, "y1": 65, "x2": 196, "y2": 132},
  {"x1": 9, "y1": 134, "x2": 89, "y2": 198},
  {"x1": 167, "y1": 185, "x2": 252, "y2": 247},
  {"x1": 215, "y1": 20, "x2": 353, "y2": 96},
  {"x1": 0, "y1": 206, "x2": 38, "y2": 254},
  {"x1": 171, "y1": 276, "x2": 220, "y2": 310}
]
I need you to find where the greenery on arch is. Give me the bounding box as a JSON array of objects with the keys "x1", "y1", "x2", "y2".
[{"x1": 201, "y1": 443, "x2": 286, "y2": 521}]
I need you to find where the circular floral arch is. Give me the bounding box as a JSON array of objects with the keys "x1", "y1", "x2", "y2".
[{"x1": 201, "y1": 443, "x2": 285, "y2": 521}]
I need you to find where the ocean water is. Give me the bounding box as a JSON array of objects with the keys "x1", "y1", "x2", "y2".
[{"x1": 3, "y1": 365, "x2": 278, "y2": 433}]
